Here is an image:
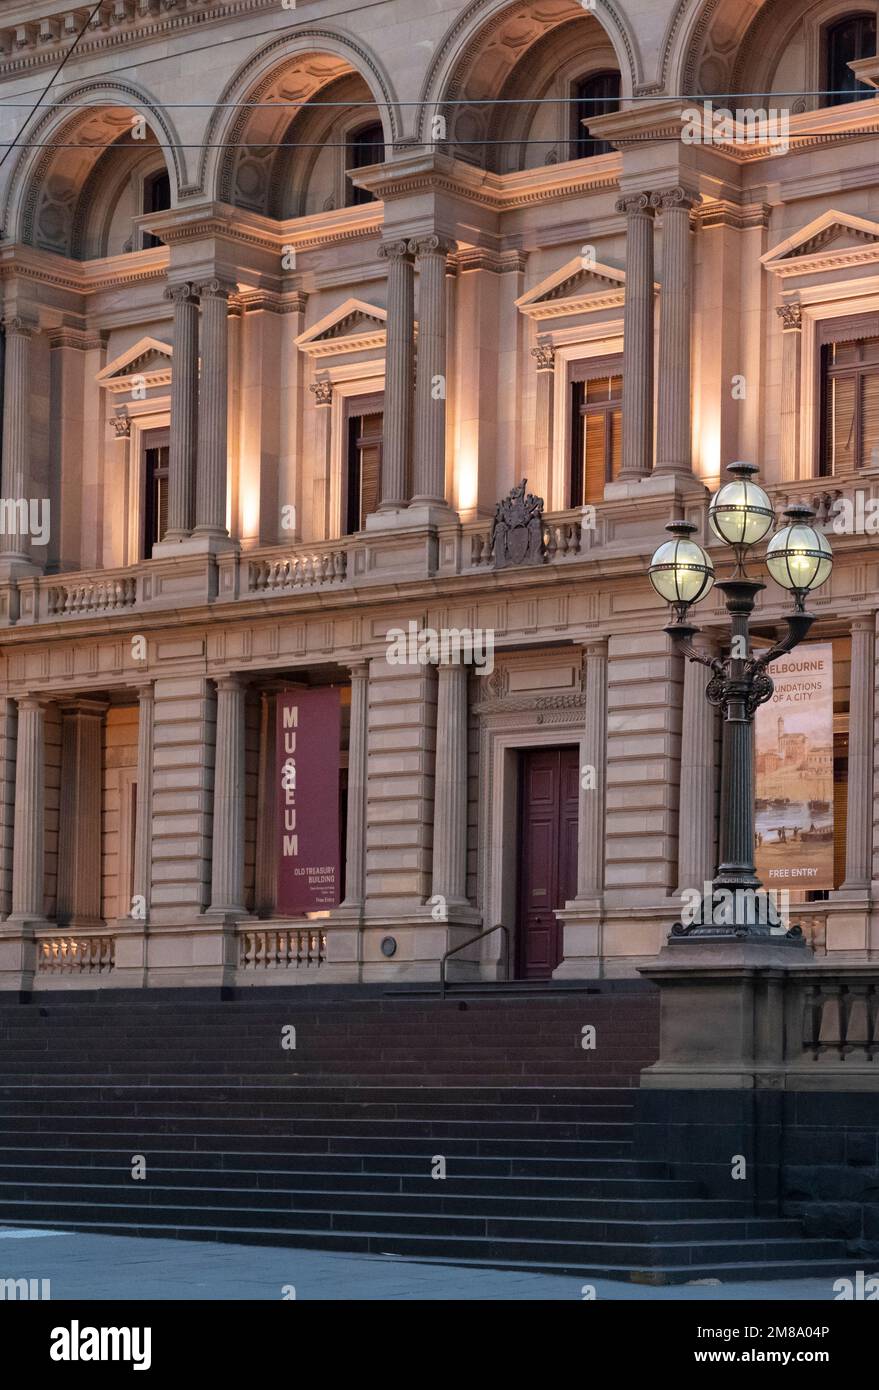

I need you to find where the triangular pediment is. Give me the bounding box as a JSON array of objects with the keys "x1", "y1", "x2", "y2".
[
  {"x1": 762, "y1": 212, "x2": 879, "y2": 277},
  {"x1": 516, "y1": 258, "x2": 640, "y2": 320},
  {"x1": 296, "y1": 298, "x2": 387, "y2": 357},
  {"x1": 96, "y1": 336, "x2": 173, "y2": 393}
]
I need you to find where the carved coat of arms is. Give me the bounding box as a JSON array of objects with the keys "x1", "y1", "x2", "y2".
[{"x1": 490, "y1": 479, "x2": 545, "y2": 569}]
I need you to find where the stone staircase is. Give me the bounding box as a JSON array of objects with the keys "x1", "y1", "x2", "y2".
[{"x1": 0, "y1": 988, "x2": 859, "y2": 1284}]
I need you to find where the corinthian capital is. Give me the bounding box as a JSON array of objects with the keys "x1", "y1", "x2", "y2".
[
  {"x1": 615, "y1": 192, "x2": 653, "y2": 217},
  {"x1": 776, "y1": 302, "x2": 802, "y2": 331},
  {"x1": 196, "y1": 277, "x2": 236, "y2": 301},
  {"x1": 408, "y1": 233, "x2": 456, "y2": 259},
  {"x1": 164, "y1": 281, "x2": 199, "y2": 306},
  {"x1": 649, "y1": 186, "x2": 701, "y2": 211},
  {"x1": 531, "y1": 343, "x2": 555, "y2": 372},
  {"x1": 378, "y1": 238, "x2": 414, "y2": 263}
]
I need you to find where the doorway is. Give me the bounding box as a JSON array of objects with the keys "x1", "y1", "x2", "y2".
[{"x1": 515, "y1": 746, "x2": 579, "y2": 978}]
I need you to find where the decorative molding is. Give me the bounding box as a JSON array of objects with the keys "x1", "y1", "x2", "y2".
[
  {"x1": 95, "y1": 335, "x2": 172, "y2": 393},
  {"x1": 295, "y1": 297, "x2": 387, "y2": 359},
  {"x1": 776, "y1": 303, "x2": 803, "y2": 331},
  {"x1": 516, "y1": 255, "x2": 646, "y2": 322},
  {"x1": 309, "y1": 379, "x2": 333, "y2": 408},
  {"x1": 762, "y1": 211, "x2": 879, "y2": 279}
]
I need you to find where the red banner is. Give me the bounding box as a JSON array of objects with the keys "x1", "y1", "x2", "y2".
[{"x1": 276, "y1": 688, "x2": 341, "y2": 915}]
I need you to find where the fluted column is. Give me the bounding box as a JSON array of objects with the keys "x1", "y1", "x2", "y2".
[
  {"x1": 575, "y1": 640, "x2": 608, "y2": 900},
  {"x1": 132, "y1": 684, "x2": 154, "y2": 918},
  {"x1": 377, "y1": 239, "x2": 415, "y2": 509},
  {"x1": 431, "y1": 659, "x2": 469, "y2": 905},
  {"x1": 616, "y1": 194, "x2": 655, "y2": 481},
  {"x1": 209, "y1": 676, "x2": 246, "y2": 914},
  {"x1": 531, "y1": 343, "x2": 555, "y2": 507},
  {"x1": 653, "y1": 187, "x2": 698, "y2": 476},
  {"x1": 410, "y1": 234, "x2": 454, "y2": 505},
  {"x1": 57, "y1": 700, "x2": 106, "y2": 928},
  {"x1": 194, "y1": 279, "x2": 233, "y2": 538},
  {"x1": 342, "y1": 662, "x2": 369, "y2": 907},
  {"x1": 677, "y1": 640, "x2": 719, "y2": 894},
  {"x1": 843, "y1": 616, "x2": 874, "y2": 891},
  {"x1": 11, "y1": 697, "x2": 45, "y2": 920},
  {"x1": 1, "y1": 317, "x2": 35, "y2": 560},
  {"x1": 164, "y1": 282, "x2": 199, "y2": 539},
  {"x1": 777, "y1": 303, "x2": 802, "y2": 483}
]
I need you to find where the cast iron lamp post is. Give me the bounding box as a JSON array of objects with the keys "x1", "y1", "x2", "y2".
[{"x1": 649, "y1": 462, "x2": 833, "y2": 938}]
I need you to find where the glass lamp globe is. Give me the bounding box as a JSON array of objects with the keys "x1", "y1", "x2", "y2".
[
  {"x1": 708, "y1": 461, "x2": 774, "y2": 547},
  {"x1": 766, "y1": 504, "x2": 833, "y2": 597},
  {"x1": 649, "y1": 521, "x2": 715, "y2": 610}
]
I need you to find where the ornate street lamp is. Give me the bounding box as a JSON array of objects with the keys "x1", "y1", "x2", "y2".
[{"x1": 648, "y1": 462, "x2": 833, "y2": 938}]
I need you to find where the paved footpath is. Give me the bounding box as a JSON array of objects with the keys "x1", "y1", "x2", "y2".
[{"x1": 0, "y1": 1228, "x2": 857, "y2": 1300}]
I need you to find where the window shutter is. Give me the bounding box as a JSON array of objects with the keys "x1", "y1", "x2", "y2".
[
  {"x1": 860, "y1": 372, "x2": 879, "y2": 469},
  {"x1": 582, "y1": 412, "x2": 606, "y2": 505},
  {"x1": 824, "y1": 373, "x2": 856, "y2": 474}
]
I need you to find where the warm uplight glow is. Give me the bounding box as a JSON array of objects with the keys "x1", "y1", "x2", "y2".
[{"x1": 456, "y1": 439, "x2": 479, "y2": 514}]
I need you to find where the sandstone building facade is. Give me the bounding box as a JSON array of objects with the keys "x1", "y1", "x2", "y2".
[{"x1": 0, "y1": 0, "x2": 877, "y2": 992}]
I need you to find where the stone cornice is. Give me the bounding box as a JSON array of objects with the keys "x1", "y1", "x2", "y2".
[
  {"x1": 0, "y1": 1, "x2": 291, "y2": 82},
  {"x1": 352, "y1": 152, "x2": 620, "y2": 212},
  {"x1": 153, "y1": 202, "x2": 382, "y2": 255},
  {"x1": 0, "y1": 241, "x2": 167, "y2": 296}
]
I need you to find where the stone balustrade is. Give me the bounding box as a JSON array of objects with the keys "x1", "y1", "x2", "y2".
[
  {"x1": 36, "y1": 934, "x2": 116, "y2": 975},
  {"x1": 3, "y1": 474, "x2": 873, "y2": 631},
  {"x1": 238, "y1": 927, "x2": 327, "y2": 970}
]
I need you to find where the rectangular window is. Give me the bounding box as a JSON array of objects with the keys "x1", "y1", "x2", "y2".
[
  {"x1": 346, "y1": 407, "x2": 383, "y2": 533},
  {"x1": 142, "y1": 428, "x2": 170, "y2": 557},
  {"x1": 820, "y1": 334, "x2": 879, "y2": 476},
  {"x1": 570, "y1": 372, "x2": 622, "y2": 505}
]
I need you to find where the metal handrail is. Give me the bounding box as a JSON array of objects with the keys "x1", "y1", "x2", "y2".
[{"x1": 440, "y1": 923, "x2": 509, "y2": 999}]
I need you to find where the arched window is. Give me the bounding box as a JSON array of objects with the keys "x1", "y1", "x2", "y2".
[
  {"x1": 345, "y1": 122, "x2": 385, "y2": 206},
  {"x1": 142, "y1": 168, "x2": 171, "y2": 249},
  {"x1": 570, "y1": 71, "x2": 620, "y2": 159},
  {"x1": 824, "y1": 13, "x2": 877, "y2": 105}
]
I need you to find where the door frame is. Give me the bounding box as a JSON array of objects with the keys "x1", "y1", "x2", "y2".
[
  {"x1": 514, "y1": 744, "x2": 579, "y2": 979},
  {"x1": 477, "y1": 722, "x2": 585, "y2": 978}
]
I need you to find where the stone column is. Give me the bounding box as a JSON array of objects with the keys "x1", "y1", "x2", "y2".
[
  {"x1": 777, "y1": 303, "x2": 802, "y2": 483},
  {"x1": 194, "y1": 279, "x2": 233, "y2": 538},
  {"x1": 677, "y1": 641, "x2": 719, "y2": 896},
  {"x1": 208, "y1": 676, "x2": 246, "y2": 915},
  {"x1": 616, "y1": 194, "x2": 655, "y2": 481},
  {"x1": 410, "y1": 234, "x2": 454, "y2": 506},
  {"x1": 132, "y1": 683, "x2": 154, "y2": 919},
  {"x1": 531, "y1": 343, "x2": 555, "y2": 507},
  {"x1": 309, "y1": 378, "x2": 333, "y2": 538},
  {"x1": 341, "y1": 661, "x2": 369, "y2": 908},
  {"x1": 843, "y1": 616, "x2": 874, "y2": 891},
  {"x1": 164, "y1": 282, "x2": 199, "y2": 539},
  {"x1": 1, "y1": 316, "x2": 35, "y2": 560},
  {"x1": 11, "y1": 696, "x2": 45, "y2": 921},
  {"x1": 431, "y1": 659, "x2": 469, "y2": 906},
  {"x1": 575, "y1": 640, "x2": 608, "y2": 901},
  {"x1": 56, "y1": 700, "x2": 106, "y2": 928},
  {"x1": 652, "y1": 187, "x2": 698, "y2": 476},
  {"x1": 377, "y1": 239, "x2": 414, "y2": 509}
]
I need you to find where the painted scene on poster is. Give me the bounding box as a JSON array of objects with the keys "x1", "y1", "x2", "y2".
[
  {"x1": 755, "y1": 642, "x2": 834, "y2": 892},
  {"x1": 276, "y1": 687, "x2": 341, "y2": 915}
]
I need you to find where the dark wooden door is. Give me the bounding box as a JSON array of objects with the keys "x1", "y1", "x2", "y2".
[{"x1": 516, "y1": 747, "x2": 579, "y2": 979}]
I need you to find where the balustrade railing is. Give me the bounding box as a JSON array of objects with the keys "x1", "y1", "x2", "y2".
[
  {"x1": 238, "y1": 927, "x2": 327, "y2": 970},
  {"x1": 36, "y1": 934, "x2": 116, "y2": 975}
]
